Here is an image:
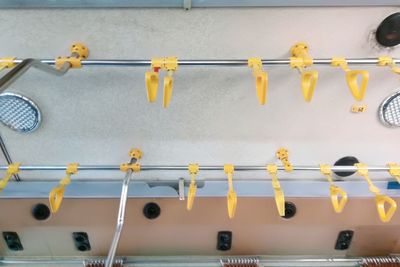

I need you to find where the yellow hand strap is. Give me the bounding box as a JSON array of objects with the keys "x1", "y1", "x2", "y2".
[
  {"x1": 267, "y1": 164, "x2": 285, "y2": 217},
  {"x1": 378, "y1": 56, "x2": 400, "y2": 74},
  {"x1": 290, "y1": 43, "x2": 318, "y2": 102},
  {"x1": 248, "y1": 58, "x2": 268, "y2": 105},
  {"x1": 0, "y1": 163, "x2": 20, "y2": 192},
  {"x1": 187, "y1": 163, "x2": 199, "y2": 211},
  {"x1": 356, "y1": 163, "x2": 397, "y2": 222},
  {"x1": 320, "y1": 164, "x2": 348, "y2": 213},
  {"x1": 388, "y1": 163, "x2": 400, "y2": 183},
  {"x1": 145, "y1": 71, "x2": 159, "y2": 103},
  {"x1": 0, "y1": 57, "x2": 16, "y2": 72},
  {"x1": 276, "y1": 148, "x2": 293, "y2": 172},
  {"x1": 49, "y1": 163, "x2": 78, "y2": 214},
  {"x1": 224, "y1": 164, "x2": 237, "y2": 219},
  {"x1": 331, "y1": 57, "x2": 369, "y2": 101}
]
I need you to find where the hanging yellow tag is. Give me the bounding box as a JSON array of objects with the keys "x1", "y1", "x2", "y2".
[
  {"x1": 49, "y1": 163, "x2": 78, "y2": 213},
  {"x1": 267, "y1": 164, "x2": 285, "y2": 217},
  {"x1": 356, "y1": 163, "x2": 397, "y2": 222},
  {"x1": 163, "y1": 75, "x2": 174, "y2": 108},
  {"x1": 320, "y1": 164, "x2": 348, "y2": 213},
  {"x1": 224, "y1": 164, "x2": 237, "y2": 219},
  {"x1": 0, "y1": 163, "x2": 20, "y2": 192},
  {"x1": 187, "y1": 163, "x2": 199, "y2": 211},
  {"x1": 145, "y1": 71, "x2": 159, "y2": 103},
  {"x1": 248, "y1": 58, "x2": 268, "y2": 105}
]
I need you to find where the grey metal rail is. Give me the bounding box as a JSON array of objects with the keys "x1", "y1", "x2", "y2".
[
  {"x1": 2, "y1": 58, "x2": 399, "y2": 67},
  {"x1": 0, "y1": 164, "x2": 394, "y2": 172}
]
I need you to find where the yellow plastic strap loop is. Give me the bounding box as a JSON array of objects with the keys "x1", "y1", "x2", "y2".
[
  {"x1": 187, "y1": 163, "x2": 199, "y2": 211},
  {"x1": 0, "y1": 57, "x2": 16, "y2": 72},
  {"x1": 248, "y1": 58, "x2": 268, "y2": 105},
  {"x1": 378, "y1": 56, "x2": 400, "y2": 74},
  {"x1": 267, "y1": 164, "x2": 285, "y2": 217},
  {"x1": 331, "y1": 57, "x2": 369, "y2": 101},
  {"x1": 224, "y1": 164, "x2": 237, "y2": 219},
  {"x1": 145, "y1": 71, "x2": 159, "y2": 103},
  {"x1": 320, "y1": 164, "x2": 348, "y2": 213},
  {"x1": 388, "y1": 163, "x2": 400, "y2": 183},
  {"x1": 276, "y1": 148, "x2": 293, "y2": 172},
  {"x1": 163, "y1": 75, "x2": 174, "y2": 108},
  {"x1": 301, "y1": 70, "x2": 318, "y2": 102},
  {"x1": 356, "y1": 163, "x2": 397, "y2": 222},
  {"x1": 0, "y1": 163, "x2": 20, "y2": 192},
  {"x1": 119, "y1": 163, "x2": 141, "y2": 172},
  {"x1": 49, "y1": 163, "x2": 79, "y2": 214}
]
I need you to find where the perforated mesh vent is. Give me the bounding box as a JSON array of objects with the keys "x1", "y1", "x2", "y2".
[{"x1": 0, "y1": 93, "x2": 41, "y2": 132}]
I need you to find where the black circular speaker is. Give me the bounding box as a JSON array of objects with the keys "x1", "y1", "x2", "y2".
[
  {"x1": 281, "y1": 201, "x2": 296, "y2": 219},
  {"x1": 31, "y1": 203, "x2": 51, "y2": 221},
  {"x1": 376, "y1": 13, "x2": 400, "y2": 47},
  {"x1": 143, "y1": 202, "x2": 161, "y2": 220},
  {"x1": 333, "y1": 156, "x2": 359, "y2": 177}
]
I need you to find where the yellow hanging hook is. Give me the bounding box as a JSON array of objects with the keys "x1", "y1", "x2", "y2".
[
  {"x1": 378, "y1": 56, "x2": 400, "y2": 74},
  {"x1": 224, "y1": 164, "x2": 237, "y2": 219},
  {"x1": 356, "y1": 163, "x2": 397, "y2": 223},
  {"x1": 331, "y1": 57, "x2": 369, "y2": 101},
  {"x1": 145, "y1": 58, "x2": 163, "y2": 103},
  {"x1": 162, "y1": 57, "x2": 178, "y2": 108},
  {"x1": 320, "y1": 164, "x2": 348, "y2": 213},
  {"x1": 187, "y1": 163, "x2": 199, "y2": 211},
  {"x1": 290, "y1": 43, "x2": 318, "y2": 102},
  {"x1": 267, "y1": 164, "x2": 285, "y2": 217},
  {"x1": 248, "y1": 58, "x2": 268, "y2": 105},
  {"x1": 0, "y1": 163, "x2": 20, "y2": 192},
  {"x1": 49, "y1": 163, "x2": 79, "y2": 214}
]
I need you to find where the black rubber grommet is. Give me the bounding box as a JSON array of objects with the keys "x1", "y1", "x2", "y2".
[
  {"x1": 282, "y1": 201, "x2": 296, "y2": 219},
  {"x1": 333, "y1": 156, "x2": 359, "y2": 177},
  {"x1": 143, "y1": 202, "x2": 161, "y2": 220},
  {"x1": 31, "y1": 203, "x2": 51, "y2": 221},
  {"x1": 376, "y1": 13, "x2": 400, "y2": 47}
]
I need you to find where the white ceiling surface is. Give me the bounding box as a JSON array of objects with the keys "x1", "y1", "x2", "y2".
[{"x1": 0, "y1": 7, "x2": 399, "y2": 180}]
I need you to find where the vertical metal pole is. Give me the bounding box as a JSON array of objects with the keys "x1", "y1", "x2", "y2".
[
  {"x1": 105, "y1": 157, "x2": 137, "y2": 267},
  {"x1": 0, "y1": 133, "x2": 20, "y2": 181}
]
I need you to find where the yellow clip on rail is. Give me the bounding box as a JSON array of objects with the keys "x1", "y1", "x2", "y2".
[
  {"x1": 0, "y1": 163, "x2": 20, "y2": 192},
  {"x1": 49, "y1": 163, "x2": 79, "y2": 214},
  {"x1": 248, "y1": 58, "x2": 268, "y2": 105},
  {"x1": 145, "y1": 57, "x2": 178, "y2": 108},
  {"x1": 187, "y1": 163, "x2": 199, "y2": 211},
  {"x1": 356, "y1": 163, "x2": 397, "y2": 223},
  {"x1": 267, "y1": 164, "x2": 285, "y2": 217},
  {"x1": 331, "y1": 57, "x2": 369, "y2": 101},
  {"x1": 320, "y1": 164, "x2": 348, "y2": 213},
  {"x1": 276, "y1": 148, "x2": 293, "y2": 172},
  {"x1": 55, "y1": 43, "x2": 89, "y2": 69},
  {"x1": 224, "y1": 164, "x2": 237, "y2": 219},
  {"x1": 378, "y1": 56, "x2": 400, "y2": 74},
  {"x1": 0, "y1": 57, "x2": 16, "y2": 72},
  {"x1": 290, "y1": 43, "x2": 318, "y2": 102},
  {"x1": 388, "y1": 163, "x2": 400, "y2": 183}
]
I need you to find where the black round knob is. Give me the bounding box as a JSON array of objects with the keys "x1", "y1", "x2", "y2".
[
  {"x1": 32, "y1": 203, "x2": 51, "y2": 221},
  {"x1": 333, "y1": 156, "x2": 359, "y2": 177},
  {"x1": 282, "y1": 201, "x2": 296, "y2": 219},
  {"x1": 376, "y1": 13, "x2": 400, "y2": 47},
  {"x1": 143, "y1": 202, "x2": 161, "y2": 220}
]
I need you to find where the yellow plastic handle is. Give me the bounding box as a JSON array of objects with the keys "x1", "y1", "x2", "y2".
[
  {"x1": 49, "y1": 163, "x2": 78, "y2": 213},
  {"x1": 301, "y1": 70, "x2": 318, "y2": 102},
  {"x1": 145, "y1": 71, "x2": 159, "y2": 103},
  {"x1": 329, "y1": 185, "x2": 348, "y2": 213},
  {"x1": 224, "y1": 164, "x2": 237, "y2": 219},
  {"x1": 0, "y1": 163, "x2": 20, "y2": 192},
  {"x1": 267, "y1": 164, "x2": 285, "y2": 217},
  {"x1": 378, "y1": 56, "x2": 400, "y2": 74},
  {"x1": 375, "y1": 194, "x2": 397, "y2": 223},
  {"x1": 388, "y1": 163, "x2": 400, "y2": 183},
  {"x1": 254, "y1": 70, "x2": 268, "y2": 105},
  {"x1": 187, "y1": 163, "x2": 199, "y2": 211},
  {"x1": 345, "y1": 70, "x2": 369, "y2": 101},
  {"x1": 163, "y1": 75, "x2": 173, "y2": 108}
]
